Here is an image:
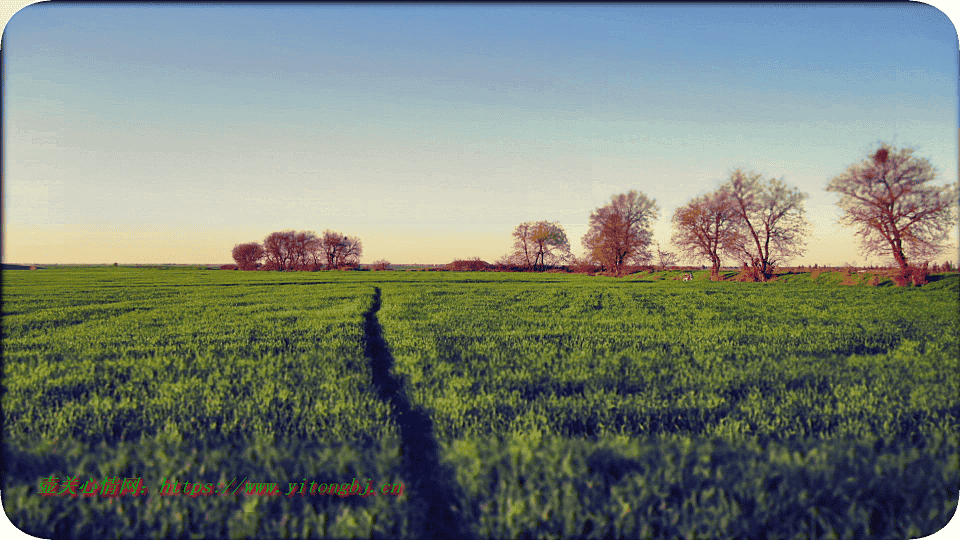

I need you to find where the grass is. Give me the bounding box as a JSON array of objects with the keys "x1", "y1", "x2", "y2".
[{"x1": 2, "y1": 267, "x2": 957, "y2": 538}]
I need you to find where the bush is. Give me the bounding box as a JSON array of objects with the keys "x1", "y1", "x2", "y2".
[
  {"x1": 371, "y1": 260, "x2": 391, "y2": 271},
  {"x1": 734, "y1": 263, "x2": 763, "y2": 282},
  {"x1": 219, "y1": 264, "x2": 238, "y2": 271},
  {"x1": 569, "y1": 261, "x2": 599, "y2": 275},
  {"x1": 892, "y1": 263, "x2": 930, "y2": 287},
  {"x1": 444, "y1": 259, "x2": 490, "y2": 271}
]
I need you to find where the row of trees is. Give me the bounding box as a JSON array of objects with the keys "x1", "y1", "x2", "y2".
[
  {"x1": 232, "y1": 230, "x2": 362, "y2": 271},
  {"x1": 671, "y1": 170, "x2": 808, "y2": 280},
  {"x1": 500, "y1": 143, "x2": 957, "y2": 280}
]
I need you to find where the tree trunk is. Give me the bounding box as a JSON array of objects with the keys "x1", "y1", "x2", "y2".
[
  {"x1": 710, "y1": 257, "x2": 721, "y2": 281},
  {"x1": 891, "y1": 237, "x2": 909, "y2": 270}
]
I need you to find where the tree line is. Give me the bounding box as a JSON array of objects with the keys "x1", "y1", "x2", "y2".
[
  {"x1": 232, "y1": 230, "x2": 362, "y2": 271},
  {"x1": 230, "y1": 144, "x2": 957, "y2": 281},
  {"x1": 500, "y1": 143, "x2": 957, "y2": 280}
]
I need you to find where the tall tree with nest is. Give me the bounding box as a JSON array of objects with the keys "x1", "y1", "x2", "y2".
[
  {"x1": 671, "y1": 190, "x2": 741, "y2": 280},
  {"x1": 827, "y1": 143, "x2": 958, "y2": 271},
  {"x1": 723, "y1": 170, "x2": 809, "y2": 281},
  {"x1": 321, "y1": 230, "x2": 363, "y2": 269},
  {"x1": 582, "y1": 190, "x2": 659, "y2": 276}
]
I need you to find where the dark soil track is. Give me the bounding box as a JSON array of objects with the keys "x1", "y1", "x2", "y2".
[{"x1": 362, "y1": 287, "x2": 471, "y2": 540}]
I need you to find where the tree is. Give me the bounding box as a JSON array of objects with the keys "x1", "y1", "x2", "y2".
[
  {"x1": 232, "y1": 242, "x2": 265, "y2": 271},
  {"x1": 723, "y1": 170, "x2": 809, "y2": 281},
  {"x1": 582, "y1": 190, "x2": 659, "y2": 276},
  {"x1": 321, "y1": 230, "x2": 363, "y2": 269},
  {"x1": 653, "y1": 241, "x2": 678, "y2": 271},
  {"x1": 509, "y1": 221, "x2": 572, "y2": 271},
  {"x1": 288, "y1": 230, "x2": 321, "y2": 270},
  {"x1": 827, "y1": 143, "x2": 958, "y2": 272},
  {"x1": 263, "y1": 231, "x2": 296, "y2": 271},
  {"x1": 671, "y1": 190, "x2": 741, "y2": 280}
]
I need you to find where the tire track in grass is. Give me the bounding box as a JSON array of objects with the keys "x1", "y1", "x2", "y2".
[{"x1": 363, "y1": 287, "x2": 471, "y2": 540}]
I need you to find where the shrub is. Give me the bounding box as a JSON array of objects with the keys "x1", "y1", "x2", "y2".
[
  {"x1": 371, "y1": 260, "x2": 391, "y2": 271},
  {"x1": 444, "y1": 259, "x2": 490, "y2": 271},
  {"x1": 220, "y1": 264, "x2": 238, "y2": 270},
  {"x1": 892, "y1": 263, "x2": 930, "y2": 287},
  {"x1": 734, "y1": 263, "x2": 763, "y2": 282},
  {"x1": 569, "y1": 261, "x2": 599, "y2": 275}
]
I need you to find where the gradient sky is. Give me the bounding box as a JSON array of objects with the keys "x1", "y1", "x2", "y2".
[{"x1": 3, "y1": 3, "x2": 958, "y2": 266}]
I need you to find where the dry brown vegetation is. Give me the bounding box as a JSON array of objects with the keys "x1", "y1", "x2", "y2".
[
  {"x1": 445, "y1": 259, "x2": 491, "y2": 271},
  {"x1": 370, "y1": 260, "x2": 391, "y2": 271}
]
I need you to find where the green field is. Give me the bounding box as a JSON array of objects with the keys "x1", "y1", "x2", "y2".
[{"x1": 2, "y1": 267, "x2": 958, "y2": 539}]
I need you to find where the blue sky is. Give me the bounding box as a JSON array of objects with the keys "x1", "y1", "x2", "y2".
[{"x1": 3, "y1": 3, "x2": 958, "y2": 265}]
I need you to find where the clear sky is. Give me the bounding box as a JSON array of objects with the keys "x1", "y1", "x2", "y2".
[{"x1": 3, "y1": 3, "x2": 958, "y2": 266}]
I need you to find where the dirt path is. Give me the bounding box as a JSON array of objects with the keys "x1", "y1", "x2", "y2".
[{"x1": 362, "y1": 287, "x2": 471, "y2": 540}]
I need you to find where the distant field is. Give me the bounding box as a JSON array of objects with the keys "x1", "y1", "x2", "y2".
[{"x1": 2, "y1": 267, "x2": 958, "y2": 539}]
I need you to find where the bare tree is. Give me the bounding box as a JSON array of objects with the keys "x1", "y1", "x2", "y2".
[
  {"x1": 654, "y1": 241, "x2": 678, "y2": 271},
  {"x1": 285, "y1": 230, "x2": 321, "y2": 270},
  {"x1": 232, "y1": 242, "x2": 265, "y2": 271},
  {"x1": 321, "y1": 230, "x2": 363, "y2": 269},
  {"x1": 263, "y1": 230, "x2": 296, "y2": 271},
  {"x1": 582, "y1": 190, "x2": 659, "y2": 276},
  {"x1": 303, "y1": 232, "x2": 323, "y2": 270},
  {"x1": 827, "y1": 143, "x2": 958, "y2": 271},
  {"x1": 509, "y1": 221, "x2": 572, "y2": 271},
  {"x1": 723, "y1": 170, "x2": 809, "y2": 280},
  {"x1": 337, "y1": 235, "x2": 362, "y2": 268},
  {"x1": 671, "y1": 190, "x2": 741, "y2": 280}
]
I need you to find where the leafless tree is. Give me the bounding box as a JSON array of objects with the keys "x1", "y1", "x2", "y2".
[
  {"x1": 654, "y1": 241, "x2": 678, "y2": 271},
  {"x1": 671, "y1": 190, "x2": 741, "y2": 280},
  {"x1": 582, "y1": 190, "x2": 659, "y2": 276},
  {"x1": 723, "y1": 170, "x2": 809, "y2": 280},
  {"x1": 508, "y1": 221, "x2": 572, "y2": 271},
  {"x1": 321, "y1": 230, "x2": 363, "y2": 269},
  {"x1": 263, "y1": 231, "x2": 297, "y2": 271},
  {"x1": 827, "y1": 143, "x2": 958, "y2": 271},
  {"x1": 286, "y1": 230, "x2": 321, "y2": 270},
  {"x1": 232, "y1": 242, "x2": 265, "y2": 271}
]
